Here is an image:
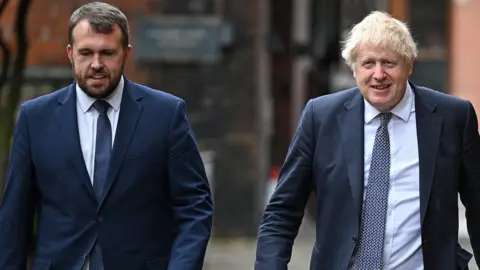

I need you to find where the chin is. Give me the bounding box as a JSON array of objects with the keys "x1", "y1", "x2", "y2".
[
  {"x1": 368, "y1": 97, "x2": 391, "y2": 110},
  {"x1": 82, "y1": 86, "x2": 110, "y2": 99},
  {"x1": 369, "y1": 94, "x2": 389, "y2": 103}
]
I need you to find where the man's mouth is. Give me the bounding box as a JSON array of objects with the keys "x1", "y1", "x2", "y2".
[
  {"x1": 90, "y1": 75, "x2": 107, "y2": 79},
  {"x1": 371, "y1": 84, "x2": 390, "y2": 90}
]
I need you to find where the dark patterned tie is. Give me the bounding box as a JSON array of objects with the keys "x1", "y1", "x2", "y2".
[
  {"x1": 92, "y1": 100, "x2": 112, "y2": 201},
  {"x1": 356, "y1": 112, "x2": 393, "y2": 270},
  {"x1": 90, "y1": 100, "x2": 111, "y2": 270}
]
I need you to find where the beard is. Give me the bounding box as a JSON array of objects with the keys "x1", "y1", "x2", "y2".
[{"x1": 73, "y1": 62, "x2": 124, "y2": 99}]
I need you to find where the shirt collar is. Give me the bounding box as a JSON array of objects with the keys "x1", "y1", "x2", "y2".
[
  {"x1": 364, "y1": 82, "x2": 415, "y2": 124},
  {"x1": 76, "y1": 76, "x2": 124, "y2": 114}
]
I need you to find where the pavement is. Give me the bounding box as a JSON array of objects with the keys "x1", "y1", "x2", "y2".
[{"x1": 204, "y1": 199, "x2": 477, "y2": 270}]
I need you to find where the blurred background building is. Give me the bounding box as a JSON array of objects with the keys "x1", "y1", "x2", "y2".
[{"x1": 0, "y1": 0, "x2": 479, "y2": 268}]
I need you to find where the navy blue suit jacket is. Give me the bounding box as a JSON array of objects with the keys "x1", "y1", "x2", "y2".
[
  {"x1": 0, "y1": 79, "x2": 213, "y2": 270},
  {"x1": 255, "y1": 83, "x2": 480, "y2": 270}
]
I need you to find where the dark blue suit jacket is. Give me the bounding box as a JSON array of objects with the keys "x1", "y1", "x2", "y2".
[
  {"x1": 0, "y1": 78, "x2": 214, "y2": 270},
  {"x1": 255, "y1": 83, "x2": 480, "y2": 270}
]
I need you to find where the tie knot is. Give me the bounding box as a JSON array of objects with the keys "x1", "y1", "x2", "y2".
[
  {"x1": 93, "y1": 100, "x2": 110, "y2": 115},
  {"x1": 379, "y1": 112, "x2": 393, "y2": 126}
]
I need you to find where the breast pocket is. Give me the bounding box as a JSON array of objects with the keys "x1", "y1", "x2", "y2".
[{"x1": 437, "y1": 142, "x2": 461, "y2": 181}]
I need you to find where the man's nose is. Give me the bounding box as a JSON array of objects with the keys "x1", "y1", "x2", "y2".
[
  {"x1": 372, "y1": 63, "x2": 386, "y2": 80},
  {"x1": 90, "y1": 56, "x2": 104, "y2": 70}
]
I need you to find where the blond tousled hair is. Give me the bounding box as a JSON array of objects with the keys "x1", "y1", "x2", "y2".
[{"x1": 341, "y1": 11, "x2": 418, "y2": 69}]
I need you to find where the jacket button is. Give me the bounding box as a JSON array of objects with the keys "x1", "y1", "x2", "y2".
[
  {"x1": 96, "y1": 216, "x2": 103, "y2": 223},
  {"x1": 352, "y1": 236, "x2": 357, "y2": 243}
]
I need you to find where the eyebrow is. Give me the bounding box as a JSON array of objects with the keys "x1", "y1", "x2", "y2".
[
  {"x1": 360, "y1": 57, "x2": 396, "y2": 62},
  {"x1": 77, "y1": 48, "x2": 117, "y2": 53}
]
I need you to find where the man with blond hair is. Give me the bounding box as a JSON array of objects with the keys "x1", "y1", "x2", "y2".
[{"x1": 255, "y1": 11, "x2": 480, "y2": 270}]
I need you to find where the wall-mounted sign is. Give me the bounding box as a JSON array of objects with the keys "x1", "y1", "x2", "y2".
[{"x1": 134, "y1": 16, "x2": 234, "y2": 63}]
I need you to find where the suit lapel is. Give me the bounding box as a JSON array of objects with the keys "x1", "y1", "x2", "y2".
[
  {"x1": 337, "y1": 90, "x2": 365, "y2": 226},
  {"x1": 413, "y1": 85, "x2": 442, "y2": 225},
  {"x1": 98, "y1": 79, "x2": 144, "y2": 208},
  {"x1": 55, "y1": 83, "x2": 97, "y2": 201}
]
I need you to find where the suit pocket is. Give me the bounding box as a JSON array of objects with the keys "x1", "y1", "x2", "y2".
[
  {"x1": 31, "y1": 257, "x2": 51, "y2": 270},
  {"x1": 146, "y1": 256, "x2": 169, "y2": 269},
  {"x1": 457, "y1": 246, "x2": 472, "y2": 270}
]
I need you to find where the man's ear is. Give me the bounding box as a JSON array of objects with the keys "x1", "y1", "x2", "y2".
[
  {"x1": 125, "y1": 44, "x2": 132, "y2": 59},
  {"x1": 407, "y1": 58, "x2": 415, "y2": 76},
  {"x1": 67, "y1": 44, "x2": 73, "y2": 64}
]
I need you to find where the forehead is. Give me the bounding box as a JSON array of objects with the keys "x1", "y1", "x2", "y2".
[
  {"x1": 356, "y1": 44, "x2": 399, "y2": 60},
  {"x1": 71, "y1": 20, "x2": 122, "y2": 49}
]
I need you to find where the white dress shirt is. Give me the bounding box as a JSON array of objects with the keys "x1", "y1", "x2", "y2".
[
  {"x1": 351, "y1": 83, "x2": 424, "y2": 269},
  {"x1": 76, "y1": 77, "x2": 124, "y2": 269}
]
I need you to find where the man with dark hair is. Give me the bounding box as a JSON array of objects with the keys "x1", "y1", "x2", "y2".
[{"x1": 0, "y1": 2, "x2": 214, "y2": 270}]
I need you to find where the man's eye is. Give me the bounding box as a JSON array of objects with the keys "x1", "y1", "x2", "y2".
[
  {"x1": 384, "y1": 61, "x2": 396, "y2": 67},
  {"x1": 362, "y1": 61, "x2": 374, "y2": 67}
]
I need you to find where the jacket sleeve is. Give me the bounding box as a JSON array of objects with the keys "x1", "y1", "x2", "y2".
[
  {"x1": 0, "y1": 104, "x2": 36, "y2": 270},
  {"x1": 459, "y1": 101, "x2": 480, "y2": 266},
  {"x1": 255, "y1": 99, "x2": 315, "y2": 270},
  {"x1": 167, "y1": 99, "x2": 214, "y2": 270}
]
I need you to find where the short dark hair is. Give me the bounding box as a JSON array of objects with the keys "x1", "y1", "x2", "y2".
[{"x1": 68, "y1": 2, "x2": 129, "y2": 49}]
